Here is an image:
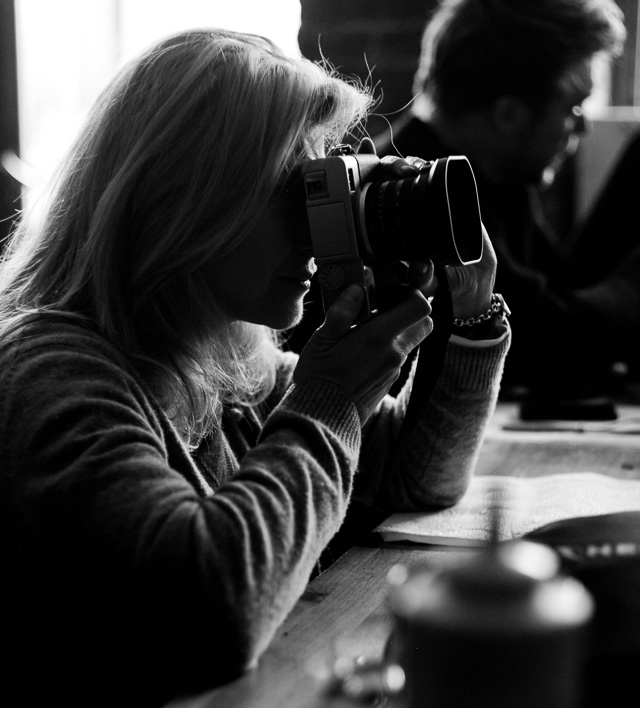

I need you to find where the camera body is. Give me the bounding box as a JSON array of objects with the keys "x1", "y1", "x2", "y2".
[{"x1": 302, "y1": 147, "x2": 482, "y2": 320}]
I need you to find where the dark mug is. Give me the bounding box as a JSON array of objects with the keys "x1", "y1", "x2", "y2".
[{"x1": 387, "y1": 541, "x2": 594, "y2": 708}]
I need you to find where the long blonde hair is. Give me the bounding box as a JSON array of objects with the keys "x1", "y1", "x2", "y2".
[{"x1": 0, "y1": 29, "x2": 372, "y2": 443}]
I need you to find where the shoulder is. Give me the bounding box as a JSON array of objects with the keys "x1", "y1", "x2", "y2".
[
  {"x1": 0, "y1": 316, "x2": 186, "y2": 483},
  {"x1": 1, "y1": 317, "x2": 137, "y2": 384},
  {"x1": 0, "y1": 317, "x2": 157, "y2": 426}
]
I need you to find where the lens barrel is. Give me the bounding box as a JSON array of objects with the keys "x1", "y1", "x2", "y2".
[{"x1": 360, "y1": 155, "x2": 482, "y2": 266}]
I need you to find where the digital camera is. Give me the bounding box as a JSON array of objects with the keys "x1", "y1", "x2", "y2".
[{"x1": 302, "y1": 146, "x2": 483, "y2": 320}]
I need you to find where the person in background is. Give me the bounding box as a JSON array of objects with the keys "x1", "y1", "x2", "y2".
[
  {"x1": 374, "y1": 0, "x2": 636, "y2": 401},
  {"x1": 0, "y1": 29, "x2": 509, "y2": 708}
]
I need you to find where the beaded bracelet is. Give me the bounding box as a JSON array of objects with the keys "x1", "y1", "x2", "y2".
[{"x1": 452, "y1": 293, "x2": 510, "y2": 339}]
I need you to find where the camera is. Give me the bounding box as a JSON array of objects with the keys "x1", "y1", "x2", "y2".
[{"x1": 302, "y1": 146, "x2": 483, "y2": 320}]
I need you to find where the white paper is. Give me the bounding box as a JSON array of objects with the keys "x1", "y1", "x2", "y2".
[{"x1": 375, "y1": 473, "x2": 640, "y2": 547}]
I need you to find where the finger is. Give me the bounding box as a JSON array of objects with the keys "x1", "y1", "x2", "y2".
[
  {"x1": 379, "y1": 155, "x2": 419, "y2": 177},
  {"x1": 395, "y1": 315, "x2": 434, "y2": 354},
  {"x1": 405, "y1": 155, "x2": 429, "y2": 170},
  {"x1": 372, "y1": 289, "x2": 432, "y2": 337},
  {"x1": 408, "y1": 259, "x2": 436, "y2": 291},
  {"x1": 320, "y1": 285, "x2": 365, "y2": 339}
]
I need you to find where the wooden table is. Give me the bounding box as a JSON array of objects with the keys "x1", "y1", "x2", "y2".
[
  {"x1": 166, "y1": 399, "x2": 640, "y2": 708},
  {"x1": 474, "y1": 400, "x2": 640, "y2": 480}
]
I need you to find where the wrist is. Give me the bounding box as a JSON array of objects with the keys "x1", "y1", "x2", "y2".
[
  {"x1": 452, "y1": 293, "x2": 510, "y2": 340},
  {"x1": 452, "y1": 287, "x2": 494, "y2": 321}
]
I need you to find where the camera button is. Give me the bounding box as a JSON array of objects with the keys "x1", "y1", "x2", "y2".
[{"x1": 319, "y1": 264, "x2": 346, "y2": 290}]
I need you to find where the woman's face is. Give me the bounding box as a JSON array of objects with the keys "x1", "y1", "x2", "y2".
[{"x1": 208, "y1": 176, "x2": 317, "y2": 331}]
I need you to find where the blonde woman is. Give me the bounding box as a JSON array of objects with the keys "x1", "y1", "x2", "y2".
[{"x1": 0, "y1": 29, "x2": 508, "y2": 707}]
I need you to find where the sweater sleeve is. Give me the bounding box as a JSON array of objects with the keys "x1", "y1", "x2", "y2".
[
  {"x1": 355, "y1": 322, "x2": 511, "y2": 512},
  {"x1": 0, "y1": 330, "x2": 360, "y2": 704}
]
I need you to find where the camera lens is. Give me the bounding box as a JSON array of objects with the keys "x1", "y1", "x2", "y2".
[{"x1": 359, "y1": 155, "x2": 482, "y2": 266}]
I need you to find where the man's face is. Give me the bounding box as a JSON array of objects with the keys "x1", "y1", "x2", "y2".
[{"x1": 512, "y1": 58, "x2": 594, "y2": 185}]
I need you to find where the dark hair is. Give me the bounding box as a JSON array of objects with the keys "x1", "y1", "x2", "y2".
[{"x1": 415, "y1": 0, "x2": 626, "y2": 113}]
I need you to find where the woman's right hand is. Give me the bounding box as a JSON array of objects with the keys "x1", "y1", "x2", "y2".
[{"x1": 293, "y1": 284, "x2": 433, "y2": 424}]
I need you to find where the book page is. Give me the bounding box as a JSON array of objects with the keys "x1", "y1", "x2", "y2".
[{"x1": 375, "y1": 473, "x2": 640, "y2": 547}]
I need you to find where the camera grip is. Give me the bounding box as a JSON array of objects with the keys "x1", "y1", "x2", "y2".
[{"x1": 317, "y1": 260, "x2": 376, "y2": 323}]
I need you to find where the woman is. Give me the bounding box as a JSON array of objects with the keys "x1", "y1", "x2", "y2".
[{"x1": 0, "y1": 29, "x2": 509, "y2": 707}]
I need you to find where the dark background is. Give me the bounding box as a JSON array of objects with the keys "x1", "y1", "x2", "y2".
[
  {"x1": 299, "y1": 0, "x2": 440, "y2": 139},
  {"x1": 298, "y1": 0, "x2": 638, "y2": 140}
]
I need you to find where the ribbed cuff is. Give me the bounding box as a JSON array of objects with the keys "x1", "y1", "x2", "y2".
[
  {"x1": 280, "y1": 378, "x2": 361, "y2": 452},
  {"x1": 441, "y1": 325, "x2": 511, "y2": 391}
]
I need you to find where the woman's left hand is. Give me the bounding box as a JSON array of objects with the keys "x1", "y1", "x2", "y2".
[{"x1": 435, "y1": 223, "x2": 496, "y2": 320}]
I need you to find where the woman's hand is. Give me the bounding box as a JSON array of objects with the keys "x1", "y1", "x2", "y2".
[
  {"x1": 294, "y1": 149, "x2": 499, "y2": 423},
  {"x1": 441, "y1": 223, "x2": 497, "y2": 320},
  {"x1": 294, "y1": 284, "x2": 432, "y2": 424}
]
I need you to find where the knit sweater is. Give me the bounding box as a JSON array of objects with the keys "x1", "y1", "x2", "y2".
[{"x1": 0, "y1": 318, "x2": 509, "y2": 707}]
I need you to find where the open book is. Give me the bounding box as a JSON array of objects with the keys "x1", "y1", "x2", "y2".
[{"x1": 375, "y1": 472, "x2": 640, "y2": 547}]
